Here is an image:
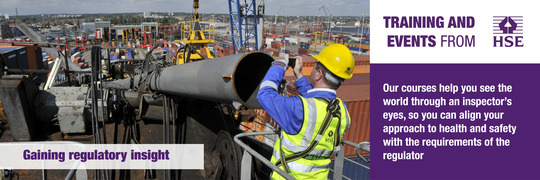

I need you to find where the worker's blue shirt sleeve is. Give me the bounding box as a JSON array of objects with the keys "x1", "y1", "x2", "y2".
[
  {"x1": 257, "y1": 66, "x2": 304, "y2": 135},
  {"x1": 342, "y1": 102, "x2": 350, "y2": 132},
  {"x1": 293, "y1": 76, "x2": 313, "y2": 96}
]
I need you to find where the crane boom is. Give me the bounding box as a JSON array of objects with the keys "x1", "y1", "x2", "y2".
[
  {"x1": 318, "y1": 5, "x2": 332, "y2": 18},
  {"x1": 194, "y1": 0, "x2": 199, "y2": 20},
  {"x1": 274, "y1": 2, "x2": 285, "y2": 24}
]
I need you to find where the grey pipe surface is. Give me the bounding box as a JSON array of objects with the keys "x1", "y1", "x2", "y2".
[{"x1": 148, "y1": 51, "x2": 273, "y2": 108}]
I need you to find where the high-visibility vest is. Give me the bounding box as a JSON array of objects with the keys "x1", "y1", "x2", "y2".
[{"x1": 270, "y1": 96, "x2": 350, "y2": 180}]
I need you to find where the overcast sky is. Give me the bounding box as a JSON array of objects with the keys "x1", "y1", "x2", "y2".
[{"x1": 0, "y1": 0, "x2": 369, "y2": 17}]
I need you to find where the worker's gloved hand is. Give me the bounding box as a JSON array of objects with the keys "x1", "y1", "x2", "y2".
[
  {"x1": 293, "y1": 56, "x2": 303, "y2": 80},
  {"x1": 272, "y1": 58, "x2": 289, "y2": 71}
]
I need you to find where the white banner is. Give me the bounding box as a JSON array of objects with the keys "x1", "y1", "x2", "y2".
[
  {"x1": 0, "y1": 142, "x2": 203, "y2": 169},
  {"x1": 371, "y1": 0, "x2": 540, "y2": 63}
]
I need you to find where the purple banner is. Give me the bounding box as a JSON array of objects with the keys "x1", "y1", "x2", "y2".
[{"x1": 371, "y1": 64, "x2": 540, "y2": 179}]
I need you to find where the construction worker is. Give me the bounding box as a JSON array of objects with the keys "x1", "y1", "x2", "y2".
[{"x1": 257, "y1": 44, "x2": 354, "y2": 179}]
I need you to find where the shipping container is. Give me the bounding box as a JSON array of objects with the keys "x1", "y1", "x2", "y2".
[
  {"x1": 1, "y1": 47, "x2": 21, "y2": 69},
  {"x1": 268, "y1": 48, "x2": 280, "y2": 57},
  {"x1": 110, "y1": 53, "x2": 118, "y2": 60},
  {"x1": 26, "y1": 46, "x2": 44, "y2": 70},
  {"x1": 361, "y1": 45, "x2": 369, "y2": 51},
  {"x1": 4, "y1": 47, "x2": 29, "y2": 69},
  {"x1": 241, "y1": 109, "x2": 269, "y2": 141},
  {"x1": 349, "y1": 47, "x2": 360, "y2": 51},
  {"x1": 222, "y1": 48, "x2": 232, "y2": 56},
  {"x1": 298, "y1": 48, "x2": 309, "y2": 56},
  {"x1": 342, "y1": 100, "x2": 370, "y2": 156},
  {"x1": 353, "y1": 55, "x2": 370, "y2": 65},
  {"x1": 300, "y1": 42, "x2": 311, "y2": 49}
]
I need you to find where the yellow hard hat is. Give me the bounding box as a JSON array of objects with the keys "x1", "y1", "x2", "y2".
[{"x1": 312, "y1": 44, "x2": 354, "y2": 79}]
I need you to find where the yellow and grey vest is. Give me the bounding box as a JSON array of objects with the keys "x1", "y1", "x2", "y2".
[{"x1": 270, "y1": 96, "x2": 350, "y2": 180}]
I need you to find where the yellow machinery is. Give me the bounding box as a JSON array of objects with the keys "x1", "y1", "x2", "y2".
[
  {"x1": 313, "y1": 31, "x2": 333, "y2": 45},
  {"x1": 122, "y1": 28, "x2": 137, "y2": 42},
  {"x1": 313, "y1": 31, "x2": 322, "y2": 45},
  {"x1": 176, "y1": 0, "x2": 216, "y2": 64}
]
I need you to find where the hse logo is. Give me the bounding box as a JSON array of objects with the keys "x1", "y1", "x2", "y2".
[
  {"x1": 325, "y1": 130, "x2": 335, "y2": 143},
  {"x1": 493, "y1": 16, "x2": 523, "y2": 47}
]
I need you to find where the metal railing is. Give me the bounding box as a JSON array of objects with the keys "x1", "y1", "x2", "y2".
[
  {"x1": 180, "y1": 20, "x2": 215, "y2": 42},
  {"x1": 234, "y1": 131, "x2": 295, "y2": 180},
  {"x1": 234, "y1": 131, "x2": 370, "y2": 180},
  {"x1": 343, "y1": 140, "x2": 370, "y2": 167},
  {"x1": 330, "y1": 141, "x2": 370, "y2": 180}
]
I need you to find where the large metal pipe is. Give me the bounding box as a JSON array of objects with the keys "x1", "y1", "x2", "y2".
[{"x1": 148, "y1": 51, "x2": 273, "y2": 108}]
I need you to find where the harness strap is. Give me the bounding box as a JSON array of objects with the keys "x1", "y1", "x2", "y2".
[
  {"x1": 279, "y1": 132, "x2": 291, "y2": 173},
  {"x1": 321, "y1": 98, "x2": 343, "y2": 153},
  {"x1": 276, "y1": 98, "x2": 342, "y2": 172}
]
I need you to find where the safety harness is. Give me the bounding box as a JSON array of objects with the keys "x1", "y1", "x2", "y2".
[{"x1": 276, "y1": 98, "x2": 343, "y2": 173}]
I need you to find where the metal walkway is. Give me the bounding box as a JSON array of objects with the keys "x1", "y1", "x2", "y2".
[{"x1": 234, "y1": 131, "x2": 370, "y2": 180}]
